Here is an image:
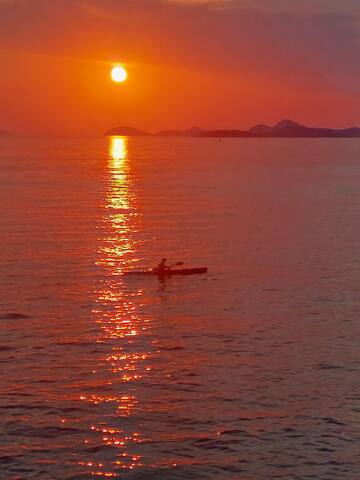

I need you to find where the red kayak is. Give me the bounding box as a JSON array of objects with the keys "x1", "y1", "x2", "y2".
[{"x1": 124, "y1": 267, "x2": 208, "y2": 276}]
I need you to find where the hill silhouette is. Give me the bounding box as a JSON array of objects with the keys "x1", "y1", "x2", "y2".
[
  {"x1": 203, "y1": 119, "x2": 360, "y2": 138},
  {"x1": 105, "y1": 126, "x2": 204, "y2": 137},
  {"x1": 105, "y1": 120, "x2": 360, "y2": 138},
  {"x1": 105, "y1": 126, "x2": 149, "y2": 136}
]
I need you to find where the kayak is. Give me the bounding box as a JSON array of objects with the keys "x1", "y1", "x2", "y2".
[{"x1": 124, "y1": 267, "x2": 208, "y2": 276}]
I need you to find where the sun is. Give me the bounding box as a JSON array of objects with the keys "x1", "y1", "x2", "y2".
[{"x1": 111, "y1": 66, "x2": 127, "y2": 83}]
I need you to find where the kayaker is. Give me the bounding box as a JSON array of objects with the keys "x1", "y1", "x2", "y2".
[{"x1": 154, "y1": 258, "x2": 170, "y2": 273}]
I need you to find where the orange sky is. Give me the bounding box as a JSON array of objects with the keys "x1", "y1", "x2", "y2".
[{"x1": 0, "y1": 0, "x2": 360, "y2": 136}]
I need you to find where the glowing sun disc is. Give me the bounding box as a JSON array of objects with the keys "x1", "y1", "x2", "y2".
[{"x1": 111, "y1": 66, "x2": 127, "y2": 83}]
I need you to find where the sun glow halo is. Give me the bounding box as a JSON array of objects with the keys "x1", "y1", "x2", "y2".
[{"x1": 111, "y1": 66, "x2": 127, "y2": 83}]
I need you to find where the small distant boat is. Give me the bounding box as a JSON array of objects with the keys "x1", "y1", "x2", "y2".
[{"x1": 124, "y1": 267, "x2": 208, "y2": 276}]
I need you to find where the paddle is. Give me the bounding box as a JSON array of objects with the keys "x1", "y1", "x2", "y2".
[
  {"x1": 151, "y1": 261, "x2": 184, "y2": 273},
  {"x1": 168, "y1": 261, "x2": 184, "y2": 268}
]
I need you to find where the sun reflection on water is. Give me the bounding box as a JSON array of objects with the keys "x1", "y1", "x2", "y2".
[
  {"x1": 110, "y1": 137, "x2": 127, "y2": 162},
  {"x1": 81, "y1": 137, "x2": 153, "y2": 476}
]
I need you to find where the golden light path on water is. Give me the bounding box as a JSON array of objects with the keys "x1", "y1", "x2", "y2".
[{"x1": 81, "y1": 137, "x2": 153, "y2": 476}]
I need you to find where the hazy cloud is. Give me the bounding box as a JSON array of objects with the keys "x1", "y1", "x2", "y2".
[
  {"x1": 164, "y1": 0, "x2": 360, "y2": 15},
  {"x1": 1, "y1": 0, "x2": 359, "y2": 134},
  {"x1": 1, "y1": 0, "x2": 359, "y2": 104},
  {"x1": 0, "y1": 0, "x2": 359, "y2": 74}
]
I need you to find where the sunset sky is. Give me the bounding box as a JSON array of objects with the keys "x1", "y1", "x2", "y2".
[{"x1": 1, "y1": 0, "x2": 360, "y2": 136}]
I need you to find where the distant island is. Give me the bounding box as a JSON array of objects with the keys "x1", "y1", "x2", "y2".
[
  {"x1": 105, "y1": 126, "x2": 204, "y2": 137},
  {"x1": 105, "y1": 119, "x2": 360, "y2": 138}
]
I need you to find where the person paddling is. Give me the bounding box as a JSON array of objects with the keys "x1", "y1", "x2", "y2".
[
  {"x1": 155, "y1": 258, "x2": 170, "y2": 274},
  {"x1": 153, "y1": 259, "x2": 184, "y2": 274}
]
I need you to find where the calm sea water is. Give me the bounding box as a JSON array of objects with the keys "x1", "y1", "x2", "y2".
[{"x1": 0, "y1": 137, "x2": 359, "y2": 479}]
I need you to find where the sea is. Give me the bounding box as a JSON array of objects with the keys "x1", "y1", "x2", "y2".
[{"x1": 0, "y1": 137, "x2": 359, "y2": 479}]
